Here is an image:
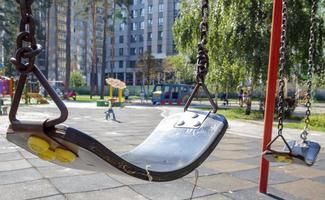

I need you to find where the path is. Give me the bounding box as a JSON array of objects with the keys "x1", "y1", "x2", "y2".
[{"x1": 0, "y1": 102, "x2": 324, "y2": 200}]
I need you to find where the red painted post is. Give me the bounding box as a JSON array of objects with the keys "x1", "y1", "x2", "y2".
[{"x1": 259, "y1": 0, "x2": 283, "y2": 194}]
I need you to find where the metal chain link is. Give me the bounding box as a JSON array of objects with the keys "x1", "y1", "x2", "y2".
[
  {"x1": 277, "y1": 0, "x2": 288, "y2": 136},
  {"x1": 10, "y1": 0, "x2": 42, "y2": 74},
  {"x1": 301, "y1": 0, "x2": 318, "y2": 141},
  {"x1": 196, "y1": 0, "x2": 209, "y2": 84}
]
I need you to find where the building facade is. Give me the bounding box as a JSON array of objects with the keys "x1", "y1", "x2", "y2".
[{"x1": 106, "y1": 0, "x2": 180, "y2": 85}]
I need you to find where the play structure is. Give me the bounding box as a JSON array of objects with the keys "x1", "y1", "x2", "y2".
[
  {"x1": 4, "y1": 0, "x2": 321, "y2": 192},
  {"x1": 151, "y1": 83, "x2": 193, "y2": 105},
  {"x1": 105, "y1": 78, "x2": 126, "y2": 106}
]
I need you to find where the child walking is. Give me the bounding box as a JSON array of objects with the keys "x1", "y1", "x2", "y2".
[{"x1": 105, "y1": 99, "x2": 116, "y2": 121}]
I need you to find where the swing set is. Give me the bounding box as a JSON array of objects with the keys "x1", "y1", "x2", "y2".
[{"x1": 5, "y1": 0, "x2": 321, "y2": 194}]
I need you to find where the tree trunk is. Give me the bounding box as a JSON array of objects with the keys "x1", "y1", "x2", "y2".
[
  {"x1": 110, "y1": 0, "x2": 116, "y2": 78},
  {"x1": 65, "y1": 0, "x2": 72, "y2": 93},
  {"x1": 54, "y1": 0, "x2": 59, "y2": 81},
  {"x1": 100, "y1": 0, "x2": 109, "y2": 99},
  {"x1": 90, "y1": 1, "x2": 97, "y2": 99}
]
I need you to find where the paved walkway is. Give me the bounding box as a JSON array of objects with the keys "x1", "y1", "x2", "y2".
[{"x1": 0, "y1": 102, "x2": 324, "y2": 200}]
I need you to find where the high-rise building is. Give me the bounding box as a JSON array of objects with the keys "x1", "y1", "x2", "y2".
[{"x1": 105, "y1": 0, "x2": 180, "y2": 85}]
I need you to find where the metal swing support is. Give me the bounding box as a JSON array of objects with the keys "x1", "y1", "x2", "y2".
[{"x1": 259, "y1": 0, "x2": 283, "y2": 194}]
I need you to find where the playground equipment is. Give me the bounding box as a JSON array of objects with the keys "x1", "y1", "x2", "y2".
[
  {"x1": 152, "y1": 83, "x2": 193, "y2": 105},
  {"x1": 259, "y1": 0, "x2": 320, "y2": 193},
  {"x1": 7, "y1": 0, "x2": 228, "y2": 182},
  {"x1": 105, "y1": 78, "x2": 126, "y2": 106}
]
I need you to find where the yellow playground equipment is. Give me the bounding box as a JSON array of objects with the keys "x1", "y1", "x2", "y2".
[{"x1": 106, "y1": 78, "x2": 126, "y2": 106}]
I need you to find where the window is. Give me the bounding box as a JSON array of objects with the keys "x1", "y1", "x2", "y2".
[
  {"x1": 158, "y1": 17, "x2": 164, "y2": 26},
  {"x1": 139, "y1": 47, "x2": 144, "y2": 54},
  {"x1": 147, "y1": 45, "x2": 152, "y2": 53},
  {"x1": 147, "y1": 18, "x2": 152, "y2": 27},
  {"x1": 148, "y1": 5, "x2": 153, "y2": 14},
  {"x1": 158, "y1": 31, "x2": 163, "y2": 40},
  {"x1": 148, "y1": 32, "x2": 152, "y2": 41},
  {"x1": 119, "y1": 36, "x2": 124, "y2": 43},
  {"x1": 158, "y1": 45, "x2": 162, "y2": 53},
  {"x1": 139, "y1": 35, "x2": 144, "y2": 42},
  {"x1": 119, "y1": 23, "x2": 125, "y2": 31},
  {"x1": 140, "y1": 9, "x2": 144, "y2": 17},
  {"x1": 159, "y1": 3, "x2": 164, "y2": 12},
  {"x1": 119, "y1": 61, "x2": 124, "y2": 68},
  {"x1": 130, "y1": 48, "x2": 136, "y2": 55},
  {"x1": 119, "y1": 48, "x2": 124, "y2": 56},
  {"x1": 129, "y1": 61, "x2": 136, "y2": 68},
  {"x1": 140, "y1": 21, "x2": 144, "y2": 29},
  {"x1": 132, "y1": 23, "x2": 137, "y2": 31},
  {"x1": 131, "y1": 35, "x2": 137, "y2": 43}
]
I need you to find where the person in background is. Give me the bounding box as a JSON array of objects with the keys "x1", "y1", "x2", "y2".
[
  {"x1": 124, "y1": 88, "x2": 129, "y2": 102},
  {"x1": 238, "y1": 89, "x2": 244, "y2": 107},
  {"x1": 105, "y1": 99, "x2": 116, "y2": 121},
  {"x1": 140, "y1": 90, "x2": 145, "y2": 104}
]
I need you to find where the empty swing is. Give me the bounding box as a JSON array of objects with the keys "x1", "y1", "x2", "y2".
[
  {"x1": 263, "y1": 0, "x2": 320, "y2": 166},
  {"x1": 7, "y1": 0, "x2": 228, "y2": 182}
]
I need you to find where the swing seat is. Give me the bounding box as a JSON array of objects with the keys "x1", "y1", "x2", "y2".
[
  {"x1": 263, "y1": 140, "x2": 321, "y2": 166},
  {"x1": 7, "y1": 110, "x2": 228, "y2": 182}
]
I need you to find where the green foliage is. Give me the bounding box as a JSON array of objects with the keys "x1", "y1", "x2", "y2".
[
  {"x1": 173, "y1": 0, "x2": 325, "y2": 93},
  {"x1": 70, "y1": 71, "x2": 86, "y2": 88},
  {"x1": 308, "y1": 114, "x2": 325, "y2": 128},
  {"x1": 163, "y1": 55, "x2": 195, "y2": 84}
]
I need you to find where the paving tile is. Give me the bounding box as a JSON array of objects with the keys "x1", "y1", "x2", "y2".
[
  {"x1": 193, "y1": 193, "x2": 231, "y2": 200},
  {"x1": 185, "y1": 167, "x2": 220, "y2": 178},
  {"x1": 202, "y1": 160, "x2": 257, "y2": 173},
  {"x1": 131, "y1": 179, "x2": 215, "y2": 200},
  {"x1": 212, "y1": 150, "x2": 259, "y2": 160},
  {"x1": 272, "y1": 164, "x2": 325, "y2": 179},
  {"x1": 0, "y1": 179, "x2": 59, "y2": 200},
  {"x1": 18, "y1": 149, "x2": 38, "y2": 159},
  {"x1": 223, "y1": 187, "x2": 281, "y2": 200},
  {"x1": 28, "y1": 158, "x2": 56, "y2": 168},
  {"x1": 312, "y1": 176, "x2": 325, "y2": 184},
  {"x1": 273, "y1": 179, "x2": 325, "y2": 200},
  {"x1": 216, "y1": 143, "x2": 258, "y2": 151},
  {"x1": 185, "y1": 173, "x2": 257, "y2": 193},
  {"x1": 231, "y1": 168, "x2": 300, "y2": 185},
  {"x1": 0, "y1": 159, "x2": 32, "y2": 172},
  {"x1": 267, "y1": 186, "x2": 305, "y2": 200},
  {"x1": 34, "y1": 195, "x2": 67, "y2": 200},
  {"x1": 109, "y1": 173, "x2": 148, "y2": 185},
  {"x1": 37, "y1": 165, "x2": 95, "y2": 178},
  {"x1": 51, "y1": 173, "x2": 122, "y2": 193},
  {"x1": 66, "y1": 186, "x2": 147, "y2": 200},
  {"x1": 0, "y1": 168, "x2": 42, "y2": 185},
  {"x1": 0, "y1": 151, "x2": 22, "y2": 161}
]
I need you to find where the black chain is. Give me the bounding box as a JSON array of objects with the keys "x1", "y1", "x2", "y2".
[
  {"x1": 196, "y1": 0, "x2": 209, "y2": 84},
  {"x1": 301, "y1": 0, "x2": 318, "y2": 141},
  {"x1": 184, "y1": 0, "x2": 217, "y2": 113},
  {"x1": 10, "y1": 0, "x2": 42, "y2": 74},
  {"x1": 277, "y1": 0, "x2": 288, "y2": 136}
]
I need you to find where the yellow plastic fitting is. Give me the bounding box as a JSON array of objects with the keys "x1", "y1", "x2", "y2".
[
  {"x1": 275, "y1": 155, "x2": 293, "y2": 164},
  {"x1": 38, "y1": 149, "x2": 56, "y2": 161},
  {"x1": 28, "y1": 136, "x2": 50, "y2": 153},
  {"x1": 55, "y1": 148, "x2": 76, "y2": 164}
]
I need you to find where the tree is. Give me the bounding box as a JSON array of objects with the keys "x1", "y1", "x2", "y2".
[
  {"x1": 173, "y1": 0, "x2": 325, "y2": 93},
  {"x1": 163, "y1": 55, "x2": 195, "y2": 84},
  {"x1": 70, "y1": 71, "x2": 86, "y2": 88},
  {"x1": 136, "y1": 51, "x2": 158, "y2": 96},
  {"x1": 65, "y1": 0, "x2": 72, "y2": 92}
]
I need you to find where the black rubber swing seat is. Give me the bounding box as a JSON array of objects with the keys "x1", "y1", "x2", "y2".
[{"x1": 7, "y1": 110, "x2": 228, "y2": 182}]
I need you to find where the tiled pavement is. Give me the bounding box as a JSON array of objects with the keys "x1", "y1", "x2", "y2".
[{"x1": 0, "y1": 103, "x2": 324, "y2": 200}]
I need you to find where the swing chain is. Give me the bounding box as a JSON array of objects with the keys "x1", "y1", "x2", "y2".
[
  {"x1": 196, "y1": 0, "x2": 209, "y2": 84},
  {"x1": 277, "y1": 0, "x2": 288, "y2": 136},
  {"x1": 10, "y1": 0, "x2": 41, "y2": 74},
  {"x1": 185, "y1": 0, "x2": 218, "y2": 113},
  {"x1": 301, "y1": 0, "x2": 318, "y2": 141}
]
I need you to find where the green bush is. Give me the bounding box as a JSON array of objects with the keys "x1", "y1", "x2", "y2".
[
  {"x1": 308, "y1": 115, "x2": 325, "y2": 128},
  {"x1": 70, "y1": 71, "x2": 86, "y2": 88}
]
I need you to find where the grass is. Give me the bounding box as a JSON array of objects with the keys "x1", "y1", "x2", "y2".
[
  {"x1": 200, "y1": 107, "x2": 325, "y2": 132},
  {"x1": 76, "y1": 95, "x2": 101, "y2": 102}
]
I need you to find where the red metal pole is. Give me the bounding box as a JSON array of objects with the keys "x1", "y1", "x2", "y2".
[{"x1": 259, "y1": 0, "x2": 283, "y2": 194}]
